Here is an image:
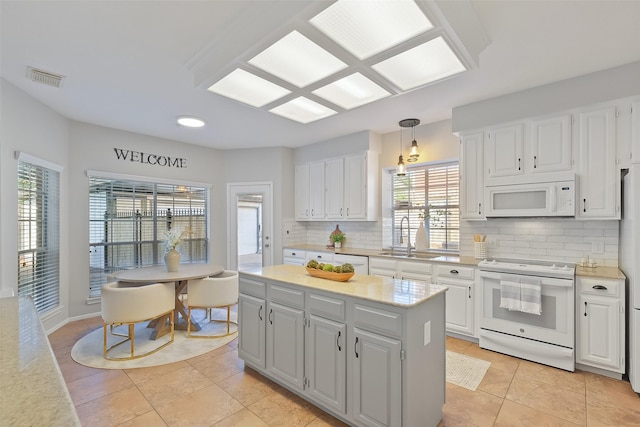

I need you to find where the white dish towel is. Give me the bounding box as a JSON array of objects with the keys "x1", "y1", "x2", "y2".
[
  {"x1": 499, "y1": 275, "x2": 522, "y2": 311},
  {"x1": 519, "y1": 276, "x2": 542, "y2": 315}
]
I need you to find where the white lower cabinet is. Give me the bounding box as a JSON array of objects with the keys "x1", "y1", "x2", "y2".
[
  {"x1": 238, "y1": 278, "x2": 266, "y2": 369},
  {"x1": 283, "y1": 248, "x2": 306, "y2": 266},
  {"x1": 576, "y1": 277, "x2": 625, "y2": 374},
  {"x1": 368, "y1": 257, "x2": 432, "y2": 283},
  {"x1": 435, "y1": 264, "x2": 475, "y2": 337},
  {"x1": 238, "y1": 273, "x2": 446, "y2": 427},
  {"x1": 267, "y1": 301, "x2": 305, "y2": 390},
  {"x1": 334, "y1": 254, "x2": 369, "y2": 275},
  {"x1": 308, "y1": 315, "x2": 346, "y2": 414},
  {"x1": 352, "y1": 327, "x2": 402, "y2": 427}
]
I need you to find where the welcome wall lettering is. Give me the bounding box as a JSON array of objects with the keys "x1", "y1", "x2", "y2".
[{"x1": 113, "y1": 148, "x2": 187, "y2": 168}]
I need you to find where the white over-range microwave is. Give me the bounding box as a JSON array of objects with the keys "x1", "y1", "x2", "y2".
[{"x1": 484, "y1": 179, "x2": 576, "y2": 217}]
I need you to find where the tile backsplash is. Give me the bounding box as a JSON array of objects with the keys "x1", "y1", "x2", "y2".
[
  {"x1": 283, "y1": 217, "x2": 619, "y2": 267},
  {"x1": 461, "y1": 218, "x2": 619, "y2": 267},
  {"x1": 282, "y1": 219, "x2": 383, "y2": 250}
]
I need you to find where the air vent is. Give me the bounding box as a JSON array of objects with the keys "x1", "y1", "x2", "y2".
[{"x1": 26, "y1": 67, "x2": 65, "y2": 88}]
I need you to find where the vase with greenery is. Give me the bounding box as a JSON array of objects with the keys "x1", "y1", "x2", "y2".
[
  {"x1": 162, "y1": 227, "x2": 190, "y2": 272},
  {"x1": 330, "y1": 225, "x2": 345, "y2": 249}
]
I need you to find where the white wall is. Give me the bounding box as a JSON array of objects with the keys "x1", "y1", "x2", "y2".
[
  {"x1": 0, "y1": 79, "x2": 71, "y2": 330},
  {"x1": 67, "y1": 121, "x2": 224, "y2": 318},
  {"x1": 453, "y1": 60, "x2": 640, "y2": 133}
]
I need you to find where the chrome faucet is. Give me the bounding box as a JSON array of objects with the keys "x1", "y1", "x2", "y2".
[{"x1": 399, "y1": 216, "x2": 412, "y2": 256}]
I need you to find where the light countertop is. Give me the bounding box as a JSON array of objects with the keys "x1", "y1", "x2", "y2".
[
  {"x1": 576, "y1": 265, "x2": 626, "y2": 280},
  {"x1": 240, "y1": 264, "x2": 448, "y2": 308},
  {"x1": 0, "y1": 296, "x2": 80, "y2": 426},
  {"x1": 285, "y1": 244, "x2": 479, "y2": 266}
]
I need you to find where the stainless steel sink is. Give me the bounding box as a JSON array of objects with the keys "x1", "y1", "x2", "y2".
[{"x1": 377, "y1": 251, "x2": 438, "y2": 259}]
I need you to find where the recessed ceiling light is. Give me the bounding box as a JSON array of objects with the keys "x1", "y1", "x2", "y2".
[
  {"x1": 371, "y1": 36, "x2": 466, "y2": 91},
  {"x1": 269, "y1": 97, "x2": 337, "y2": 124},
  {"x1": 312, "y1": 73, "x2": 391, "y2": 110},
  {"x1": 248, "y1": 31, "x2": 347, "y2": 87},
  {"x1": 310, "y1": 0, "x2": 433, "y2": 60},
  {"x1": 207, "y1": 68, "x2": 291, "y2": 108},
  {"x1": 177, "y1": 116, "x2": 205, "y2": 128}
]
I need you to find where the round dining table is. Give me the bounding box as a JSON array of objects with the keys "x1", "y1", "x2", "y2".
[{"x1": 114, "y1": 263, "x2": 224, "y2": 339}]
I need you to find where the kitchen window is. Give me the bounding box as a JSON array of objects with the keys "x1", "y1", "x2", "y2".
[
  {"x1": 392, "y1": 162, "x2": 459, "y2": 252},
  {"x1": 17, "y1": 154, "x2": 61, "y2": 313},
  {"x1": 88, "y1": 173, "x2": 210, "y2": 298}
]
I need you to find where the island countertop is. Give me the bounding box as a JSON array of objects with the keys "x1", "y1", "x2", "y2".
[
  {"x1": 0, "y1": 296, "x2": 80, "y2": 426},
  {"x1": 240, "y1": 264, "x2": 448, "y2": 308}
]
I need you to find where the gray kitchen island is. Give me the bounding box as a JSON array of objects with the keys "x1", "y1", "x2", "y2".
[{"x1": 238, "y1": 264, "x2": 447, "y2": 427}]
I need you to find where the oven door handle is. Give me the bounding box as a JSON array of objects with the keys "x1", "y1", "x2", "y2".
[{"x1": 479, "y1": 270, "x2": 574, "y2": 286}]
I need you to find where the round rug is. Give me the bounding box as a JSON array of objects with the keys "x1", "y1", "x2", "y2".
[{"x1": 71, "y1": 309, "x2": 237, "y2": 369}]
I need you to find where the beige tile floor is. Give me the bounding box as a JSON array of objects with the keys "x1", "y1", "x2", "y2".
[{"x1": 49, "y1": 316, "x2": 640, "y2": 427}]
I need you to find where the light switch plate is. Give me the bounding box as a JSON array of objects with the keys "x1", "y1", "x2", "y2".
[{"x1": 424, "y1": 321, "x2": 431, "y2": 346}]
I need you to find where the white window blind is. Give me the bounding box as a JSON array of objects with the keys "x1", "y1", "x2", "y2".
[
  {"x1": 392, "y1": 162, "x2": 459, "y2": 252},
  {"x1": 18, "y1": 160, "x2": 60, "y2": 313},
  {"x1": 89, "y1": 177, "x2": 210, "y2": 297}
]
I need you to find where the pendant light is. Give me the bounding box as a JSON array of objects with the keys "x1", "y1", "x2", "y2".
[
  {"x1": 397, "y1": 123, "x2": 406, "y2": 176},
  {"x1": 399, "y1": 118, "x2": 420, "y2": 162}
]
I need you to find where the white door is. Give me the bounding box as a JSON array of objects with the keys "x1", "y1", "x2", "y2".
[{"x1": 228, "y1": 182, "x2": 273, "y2": 271}]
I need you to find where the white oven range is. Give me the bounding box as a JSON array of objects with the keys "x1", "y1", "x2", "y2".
[{"x1": 478, "y1": 258, "x2": 576, "y2": 371}]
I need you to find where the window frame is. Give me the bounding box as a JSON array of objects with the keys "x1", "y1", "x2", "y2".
[
  {"x1": 87, "y1": 170, "x2": 211, "y2": 298},
  {"x1": 17, "y1": 152, "x2": 63, "y2": 314},
  {"x1": 390, "y1": 160, "x2": 460, "y2": 253}
]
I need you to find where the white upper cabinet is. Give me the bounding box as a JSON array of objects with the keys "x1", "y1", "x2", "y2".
[
  {"x1": 460, "y1": 131, "x2": 485, "y2": 220},
  {"x1": 295, "y1": 164, "x2": 310, "y2": 220},
  {"x1": 485, "y1": 115, "x2": 573, "y2": 183},
  {"x1": 485, "y1": 123, "x2": 524, "y2": 179},
  {"x1": 530, "y1": 114, "x2": 572, "y2": 173},
  {"x1": 309, "y1": 160, "x2": 326, "y2": 220},
  {"x1": 325, "y1": 157, "x2": 344, "y2": 219},
  {"x1": 577, "y1": 106, "x2": 619, "y2": 219},
  {"x1": 295, "y1": 151, "x2": 378, "y2": 221}
]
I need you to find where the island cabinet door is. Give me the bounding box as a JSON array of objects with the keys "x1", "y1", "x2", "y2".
[
  {"x1": 307, "y1": 315, "x2": 347, "y2": 414},
  {"x1": 238, "y1": 294, "x2": 266, "y2": 369},
  {"x1": 266, "y1": 301, "x2": 305, "y2": 391},
  {"x1": 352, "y1": 328, "x2": 402, "y2": 427}
]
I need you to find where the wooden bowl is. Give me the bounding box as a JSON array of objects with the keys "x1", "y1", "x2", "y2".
[{"x1": 305, "y1": 267, "x2": 355, "y2": 282}]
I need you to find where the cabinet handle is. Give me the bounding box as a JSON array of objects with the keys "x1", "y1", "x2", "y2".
[
  {"x1": 258, "y1": 305, "x2": 263, "y2": 321},
  {"x1": 292, "y1": 252, "x2": 296, "y2": 256},
  {"x1": 450, "y1": 269, "x2": 459, "y2": 275},
  {"x1": 317, "y1": 255, "x2": 322, "y2": 259},
  {"x1": 269, "y1": 308, "x2": 273, "y2": 325},
  {"x1": 468, "y1": 286, "x2": 472, "y2": 299},
  {"x1": 347, "y1": 208, "x2": 350, "y2": 216},
  {"x1": 592, "y1": 285, "x2": 608, "y2": 291},
  {"x1": 518, "y1": 158, "x2": 521, "y2": 171},
  {"x1": 354, "y1": 337, "x2": 359, "y2": 358},
  {"x1": 478, "y1": 203, "x2": 482, "y2": 215},
  {"x1": 584, "y1": 301, "x2": 588, "y2": 317},
  {"x1": 583, "y1": 199, "x2": 587, "y2": 213},
  {"x1": 533, "y1": 155, "x2": 537, "y2": 169},
  {"x1": 340, "y1": 208, "x2": 343, "y2": 215},
  {"x1": 306, "y1": 209, "x2": 309, "y2": 216},
  {"x1": 311, "y1": 209, "x2": 314, "y2": 216},
  {"x1": 337, "y1": 331, "x2": 342, "y2": 351}
]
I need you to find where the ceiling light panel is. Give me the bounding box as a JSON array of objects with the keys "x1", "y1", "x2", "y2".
[
  {"x1": 269, "y1": 97, "x2": 337, "y2": 124},
  {"x1": 248, "y1": 31, "x2": 347, "y2": 87},
  {"x1": 372, "y1": 36, "x2": 466, "y2": 91},
  {"x1": 310, "y1": 0, "x2": 434, "y2": 60},
  {"x1": 207, "y1": 68, "x2": 291, "y2": 108},
  {"x1": 312, "y1": 73, "x2": 391, "y2": 110}
]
